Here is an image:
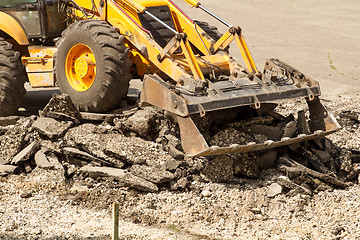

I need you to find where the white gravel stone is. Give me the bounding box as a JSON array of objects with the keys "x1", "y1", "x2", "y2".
[{"x1": 267, "y1": 183, "x2": 282, "y2": 197}]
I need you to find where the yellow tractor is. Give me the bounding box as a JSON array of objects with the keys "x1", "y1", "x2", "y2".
[{"x1": 0, "y1": 0, "x2": 340, "y2": 156}]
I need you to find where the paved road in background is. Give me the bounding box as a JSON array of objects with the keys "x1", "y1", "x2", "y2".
[{"x1": 174, "y1": 0, "x2": 360, "y2": 96}]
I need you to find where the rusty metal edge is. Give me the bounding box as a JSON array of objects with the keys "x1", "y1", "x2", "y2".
[
  {"x1": 190, "y1": 127, "x2": 340, "y2": 157},
  {"x1": 189, "y1": 110, "x2": 341, "y2": 157}
]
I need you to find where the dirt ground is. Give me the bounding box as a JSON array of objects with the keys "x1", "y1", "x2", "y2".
[{"x1": 1, "y1": 0, "x2": 360, "y2": 239}]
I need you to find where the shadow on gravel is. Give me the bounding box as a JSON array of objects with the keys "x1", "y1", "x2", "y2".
[
  {"x1": 20, "y1": 87, "x2": 61, "y2": 117},
  {"x1": 19, "y1": 80, "x2": 142, "y2": 117}
]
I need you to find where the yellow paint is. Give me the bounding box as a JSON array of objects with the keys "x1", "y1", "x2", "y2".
[
  {"x1": 212, "y1": 30, "x2": 258, "y2": 74},
  {"x1": 107, "y1": 0, "x2": 191, "y2": 82},
  {"x1": 107, "y1": 0, "x2": 227, "y2": 84},
  {"x1": 27, "y1": 72, "x2": 54, "y2": 87},
  {"x1": 129, "y1": 49, "x2": 160, "y2": 76},
  {"x1": 180, "y1": 39, "x2": 204, "y2": 81},
  {"x1": 122, "y1": 0, "x2": 147, "y2": 13},
  {"x1": 0, "y1": 12, "x2": 29, "y2": 45},
  {"x1": 176, "y1": 55, "x2": 229, "y2": 74},
  {"x1": 27, "y1": 45, "x2": 57, "y2": 58},
  {"x1": 22, "y1": 46, "x2": 57, "y2": 87},
  {"x1": 213, "y1": 31, "x2": 233, "y2": 52},
  {"x1": 1, "y1": 0, "x2": 258, "y2": 89},
  {"x1": 65, "y1": 43, "x2": 96, "y2": 92},
  {"x1": 58, "y1": 0, "x2": 256, "y2": 86},
  {"x1": 134, "y1": 0, "x2": 170, "y2": 8},
  {"x1": 235, "y1": 33, "x2": 258, "y2": 74},
  {"x1": 183, "y1": 0, "x2": 201, "y2": 8}
]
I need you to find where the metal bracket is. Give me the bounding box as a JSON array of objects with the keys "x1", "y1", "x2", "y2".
[
  {"x1": 157, "y1": 34, "x2": 181, "y2": 62},
  {"x1": 212, "y1": 27, "x2": 258, "y2": 74},
  {"x1": 140, "y1": 74, "x2": 189, "y2": 117},
  {"x1": 252, "y1": 95, "x2": 261, "y2": 109},
  {"x1": 177, "y1": 115, "x2": 209, "y2": 156},
  {"x1": 198, "y1": 104, "x2": 206, "y2": 117},
  {"x1": 306, "y1": 88, "x2": 315, "y2": 101},
  {"x1": 99, "y1": 0, "x2": 107, "y2": 20},
  {"x1": 207, "y1": 81, "x2": 228, "y2": 99},
  {"x1": 187, "y1": 78, "x2": 204, "y2": 92}
]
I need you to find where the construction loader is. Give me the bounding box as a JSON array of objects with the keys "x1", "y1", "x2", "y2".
[{"x1": 0, "y1": 0, "x2": 340, "y2": 156}]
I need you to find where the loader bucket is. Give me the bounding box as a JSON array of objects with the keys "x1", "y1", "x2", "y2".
[
  {"x1": 178, "y1": 97, "x2": 340, "y2": 157},
  {"x1": 140, "y1": 58, "x2": 341, "y2": 157}
]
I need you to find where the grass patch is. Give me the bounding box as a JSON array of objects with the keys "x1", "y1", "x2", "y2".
[{"x1": 167, "y1": 224, "x2": 180, "y2": 232}]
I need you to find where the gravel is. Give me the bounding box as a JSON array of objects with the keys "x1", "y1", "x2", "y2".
[{"x1": 0, "y1": 96, "x2": 359, "y2": 239}]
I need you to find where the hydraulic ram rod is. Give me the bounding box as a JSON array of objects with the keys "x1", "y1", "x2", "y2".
[
  {"x1": 198, "y1": 5, "x2": 232, "y2": 28},
  {"x1": 144, "y1": 10, "x2": 179, "y2": 35},
  {"x1": 183, "y1": 0, "x2": 232, "y2": 27}
]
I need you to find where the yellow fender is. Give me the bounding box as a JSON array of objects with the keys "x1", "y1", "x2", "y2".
[{"x1": 0, "y1": 12, "x2": 29, "y2": 45}]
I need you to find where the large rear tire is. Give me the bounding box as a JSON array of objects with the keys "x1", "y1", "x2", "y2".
[
  {"x1": 0, "y1": 37, "x2": 26, "y2": 116},
  {"x1": 194, "y1": 20, "x2": 229, "y2": 52},
  {"x1": 55, "y1": 20, "x2": 132, "y2": 112},
  {"x1": 194, "y1": 20, "x2": 223, "y2": 42}
]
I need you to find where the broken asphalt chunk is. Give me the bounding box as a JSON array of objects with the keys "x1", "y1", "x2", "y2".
[
  {"x1": 102, "y1": 134, "x2": 175, "y2": 167},
  {"x1": 0, "y1": 123, "x2": 28, "y2": 164},
  {"x1": 104, "y1": 148, "x2": 146, "y2": 165},
  {"x1": 64, "y1": 125, "x2": 126, "y2": 168},
  {"x1": 351, "y1": 150, "x2": 360, "y2": 163},
  {"x1": 66, "y1": 157, "x2": 89, "y2": 167},
  {"x1": 39, "y1": 141, "x2": 62, "y2": 156},
  {"x1": 130, "y1": 165, "x2": 175, "y2": 184},
  {"x1": 11, "y1": 141, "x2": 39, "y2": 165},
  {"x1": 278, "y1": 156, "x2": 349, "y2": 188},
  {"x1": 33, "y1": 117, "x2": 73, "y2": 139},
  {"x1": 0, "y1": 165, "x2": 17, "y2": 176},
  {"x1": 258, "y1": 150, "x2": 277, "y2": 170},
  {"x1": 80, "y1": 112, "x2": 122, "y2": 122},
  {"x1": 0, "y1": 116, "x2": 20, "y2": 126},
  {"x1": 61, "y1": 147, "x2": 113, "y2": 167},
  {"x1": 79, "y1": 165, "x2": 159, "y2": 192},
  {"x1": 123, "y1": 107, "x2": 159, "y2": 138},
  {"x1": 163, "y1": 159, "x2": 181, "y2": 171},
  {"x1": 42, "y1": 111, "x2": 80, "y2": 124},
  {"x1": 34, "y1": 150, "x2": 54, "y2": 169},
  {"x1": 347, "y1": 163, "x2": 360, "y2": 181},
  {"x1": 297, "y1": 110, "x2": 310, "y2": 134},
  {"x1": 42, "y1": 93, "x2": 82, "y2": 121},
  {"x1": 277, "y1": 175, "x2": 312, "y2": 195},
  {"x1": 310, "y1": 148, "x2": 331, "y2": 163},
  {"x1": 282, "y1": 121, "x2": 297, "y2": 138},
  {"x1": 242, "y1": 124, "x2": 282, "y2": 141}
]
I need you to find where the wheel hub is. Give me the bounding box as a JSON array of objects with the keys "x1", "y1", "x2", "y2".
[
  {"x1": 74, "y1": 55, "x2": 94, "y2": 79},
  {"x1": 65, "y1": 44, "x2": 96, "y2": 92}
]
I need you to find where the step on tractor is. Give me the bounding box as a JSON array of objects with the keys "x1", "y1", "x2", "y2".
[{"x1": 0, "y1": 0, "x2": 340, "y2": 156}]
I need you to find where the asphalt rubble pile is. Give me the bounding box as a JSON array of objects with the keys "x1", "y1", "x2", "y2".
[{"x1": 0, "y1": 93, "x2": 359, "y2": 197}]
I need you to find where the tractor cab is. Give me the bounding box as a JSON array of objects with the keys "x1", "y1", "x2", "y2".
[{"x1": 0, "y1": 0, "x2": 66, "y2": 42}]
